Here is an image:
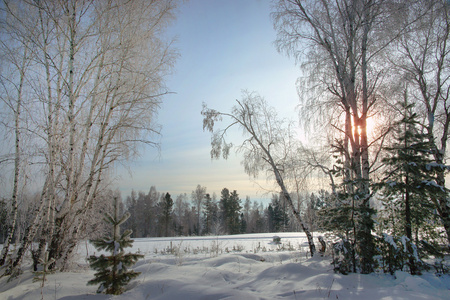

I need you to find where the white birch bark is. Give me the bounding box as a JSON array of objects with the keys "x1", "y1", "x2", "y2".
[
  {"x1": 0, "y1": 2, "x2": 36, "y2": 265},
  {"x1": 0, "y1": 51, "x2": 26, "y2": 267},
  {"x1": 202, "y1": 93, "x2": 317, "y2": 256},
  {"x1": 1, "y1": 0, "x2": 178, "y2": 272},
  {"x1": 272, "y1": 0, "x2": 405, "y2": 272}
]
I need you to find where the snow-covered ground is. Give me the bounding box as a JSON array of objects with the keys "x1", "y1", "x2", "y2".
[{"x1": 1, "y1": 232, "x2": 449, "y2": 299}]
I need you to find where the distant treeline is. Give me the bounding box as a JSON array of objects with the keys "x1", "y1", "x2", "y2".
[{"x1": 121, "y1": 185, "x2": 328, "y2": 238}]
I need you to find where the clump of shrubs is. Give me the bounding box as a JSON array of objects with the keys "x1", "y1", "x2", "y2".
[{"x1": 273, "y1": 236, "x2": 281, "y2": 244}]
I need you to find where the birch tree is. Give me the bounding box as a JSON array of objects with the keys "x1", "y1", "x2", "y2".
[
  {"x1": 191, "y1": 184, "x2": 206, "y2": 235},
  {"x1": 0, "y1": 1, "x2": 37, "y2": 268},
  {"x1": 0, "y1": 0, "x2": 178, "y2": 275},
  {"x1": 272, "y1": 0, "x2": 407, "y2": 273},
  {"x1": 202, "y1": 91, "x2": 316, "y2": 256},
  {"x1": 0, "y1": 42, "x2": 26, "y2": 268}
]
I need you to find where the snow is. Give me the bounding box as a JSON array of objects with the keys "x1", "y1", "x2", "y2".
[
  {"x1": 426, "y1": 162, "x2": 450, "y2": 171},
  {"x1": 400, "y1": 236, "x2": 420, "y2": 262},
  {"x1": 383, "y1": 233, "x2": 398, "y2": 250},
  {"x1": 1, "y1": 232, "x2": 449, "y2": 299},
  {"x1": 114, "y1": 241, "x2": 120, "y2": 256},
  {"x1": 386, "y1": 180, "x2": 397, "y2": 187},
  {"x1": 422, "y1": 180, "x2": 446, "y2": 192}
]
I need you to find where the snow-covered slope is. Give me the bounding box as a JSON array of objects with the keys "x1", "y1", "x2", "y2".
[{"x1": 1, "y1": 233, "x2": 449, "y2": 299}]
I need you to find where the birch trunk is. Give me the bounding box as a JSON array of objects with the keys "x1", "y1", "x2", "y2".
[
  {"x1": 274, "y1": 166, "x2": 316, "y2": 256},
  {"x1": 2, "y1": 0, "x2": 177, "y2": 272},
  {"x1": 9, "y1": 179, "x2": 49, "y2": 276},
  {"x1": 202, "y1": 96, "x2": 317, "y2": 256},
  {"x1": 47, "y1": 0, "x2": 78, "y2": 266},
  {"x1": 252, "y1": 129, "x2": 316, "y2": 256},
  {"x1": 0, "y1": 47, "x2": 28, "y2": 267},
  {"x1": 357, "y1": 2, "x2": 375, "y2": 274},
  {"x1": 36, "y1": 2, "x2": 57, "y2": 266},
  {"x1": 66, "y1": 0, "x2": 77, "y2": 209}
]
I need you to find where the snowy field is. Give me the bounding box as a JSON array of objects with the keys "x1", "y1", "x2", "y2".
[{"x1": 1, "y1": 232, "x2": 450, "y2": 299}]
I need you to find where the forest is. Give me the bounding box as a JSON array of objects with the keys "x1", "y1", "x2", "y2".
[
  {"x1": 120, "y1": 185, "x2": 325, "y2": 238},
  {"x1": 0, "y1": 0, "x2": 450, "y2": 290}
]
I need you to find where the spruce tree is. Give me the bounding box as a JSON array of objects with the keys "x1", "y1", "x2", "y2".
[
  {"x1": 219, "y1": 188, "x2": 242, "y2": 234},
  {"x1": 158, "y1": 192, "x2": 173, "y2": 237},
  {"x1": 376, "y1": 95, "x2": 439, "y2": 274},
  {"x1": 228, "y1": 190, "x2": 242, "y2": 234},
  {"x1": 318, "y1": 185, "x2": 362, "y2": 274},
  {"x1": 269, "y1": 194, "x2": 289, "y2": 232},
  {"x1": 87, "y1": 197, "x2": 143, "y2": 295},
  {"x1": 203, "y1": 193, "x2": 218, "y2": 235}
]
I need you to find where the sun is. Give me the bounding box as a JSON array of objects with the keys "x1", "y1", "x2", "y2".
[{"x1": 354, "y1": 116, "x2": 377, "y2": 138}]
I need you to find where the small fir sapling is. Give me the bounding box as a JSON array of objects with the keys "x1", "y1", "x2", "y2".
[
  {"x1": 33, "y1": 251, "x2": 56, "y2": 300},
  {"x1": 33, "y1": 251, "x2": 56, "y2": 283},
  {"x1": 87, "y1": 197, "x2": 143, "y2": 295}
]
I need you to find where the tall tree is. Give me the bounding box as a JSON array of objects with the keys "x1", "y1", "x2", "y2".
[
  {"x1": 124, "y1": 191, "x2": 138, "y2": 238},
  {"x1": 229, "y1": 190, "x2": 242, "y2": 234},
  {"x1": 267, "y1": 194, "x2": 289, "y2": 232},
  {"x1": 376, "y1": 96, "x2": 441, "y2": 274},
  {"x1": 0, "y1": 9, "x2": 31, "y2": 266},
  {"x1": 391, "y1": 0, "x2": 450, "y2": 246},
  {"x1": 158, "y1": 193, "x2": 173, "y2": 237},
  {"x1": 243, "y1": 196, "x2": 251, "y2": 233},
  {"x1": 191, "y1": 185, "x2": 207, "y2": 235},
  {"x1": 248, "y1": 201, "x2": 265, "y2": 233},
  {"x1": 202, "y1": 92, "x2": 316, "y2": 255},
  {"x1": 272, "y1": 0, "x2": 405, "y2": 272},
  {"x1": 218, "y1": 188, "x2": 242, "y2": 235},
  {"x1": 203, "y1": 193, "x2": 218, "y2": 235},
  {"x1": 303, "y1": 192, "x2": 325, "y2": 233},
  {"x1": 173, "y1": 193, "x2": 189, "y2": 236},
  {"x1": 0, "y1": 0, "x2": 178, "y2": 273}
]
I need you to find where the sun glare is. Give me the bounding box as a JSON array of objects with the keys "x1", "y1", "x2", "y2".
[
  {"x1": 366, "y1": 117, "x2": 376, "y2": 137},
  {"x1": 353, "y1": 116, "x2": 377, "y2": 139}
]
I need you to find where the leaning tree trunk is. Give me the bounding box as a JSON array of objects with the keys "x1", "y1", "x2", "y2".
[
  {"x1": 261, "y1": 143, "x2": 316, "y2": 256},
  {"x1": 240, "y1": 115, "x2": 317, "y2": 256},
  {"x1": 274, "y1": 168, "x2": 316, "y2": 256}
]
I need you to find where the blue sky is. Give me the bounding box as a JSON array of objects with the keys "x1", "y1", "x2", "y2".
[{"x1": 117, "y1": 0, "x2": 302, "y2": 201}]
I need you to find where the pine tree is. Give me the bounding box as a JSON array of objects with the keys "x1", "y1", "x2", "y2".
[
  {"x1": 376, "y1": 95, "x2": 439, "y2": 274},
  {"x1": 203, "y1": 193, "x2": 218, "y2": 235},
  {"x1": 267, "y1": 194, "x2": 289, "y2": 232},
  {"x1": 228, "y1": 190, "x2": 242, "y2": 234},
  {"x1": 87, "y1": 197, "x2": 144, "y2": 295},
  {"x1": 219, "y1": 188, "x2": 242, "y2": 234},
  {"x1": 158, "y1": 193, "x2": 173, "y2": 237},
  {"x1": 304, "y1": 192, "x2": 326, "y2": 232},
  {"x1": 239, "y1": 213, "x2": 247, "y2": 233}
]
